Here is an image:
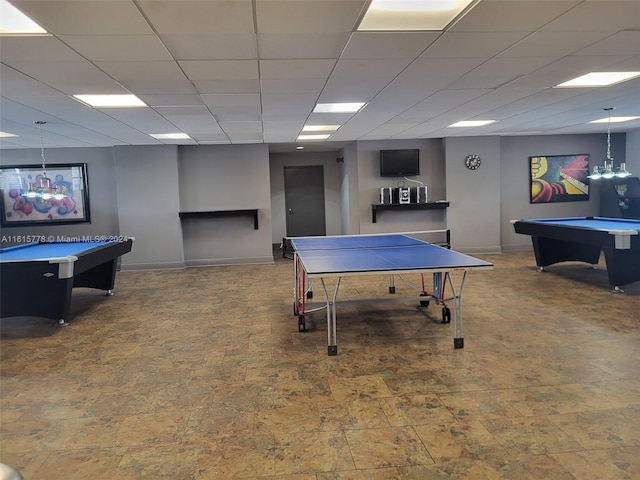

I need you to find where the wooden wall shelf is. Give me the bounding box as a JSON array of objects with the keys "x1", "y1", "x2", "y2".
[
  {"x1": 179, "y1": 209, "x2": 259, "y2": 229},
  {"x1": 372, "y1": 202, "x2": 449, "y2": 223}
]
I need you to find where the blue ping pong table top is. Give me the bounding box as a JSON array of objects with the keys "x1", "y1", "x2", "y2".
[{"x1": 291, "y1": 234, "x2": 493, "y2": 275}]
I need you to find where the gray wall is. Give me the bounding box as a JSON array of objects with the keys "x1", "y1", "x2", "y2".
[
  {"x1": 2, "y1": 129, "x2": 636, "y2": 267},
  {"x1": 339, "y1": 143, "x2": 359, "y2": 235},
  {"x1": 445, "y1": 136, "x2": 502, "y2": 253},
  {"x1": 179, "y1": 144, "x2": 273, "y2": 265},
  {"x1": 114, "y1": 145, "x2": 184, "y2": 270},
  {"x1": 626, "y1": 130, "x2": 640, "y2": 171}
]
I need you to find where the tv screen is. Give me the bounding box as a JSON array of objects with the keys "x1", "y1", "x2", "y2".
[{"x1": 379, "y1": 149, "x2": 420, "y2": 177}]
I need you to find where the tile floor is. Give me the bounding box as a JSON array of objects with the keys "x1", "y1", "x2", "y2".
[{"x1": 1, "y1": 250, "x2": 639, "y2": 479}]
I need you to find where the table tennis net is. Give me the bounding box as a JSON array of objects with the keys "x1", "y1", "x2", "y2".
[{"x1": 281, "y1": 229, "x2": 450, "y2": 259}]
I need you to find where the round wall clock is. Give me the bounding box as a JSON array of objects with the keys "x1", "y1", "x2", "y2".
[{"x1": 465, "y1": 154, "x2": 481, "y2": 170}]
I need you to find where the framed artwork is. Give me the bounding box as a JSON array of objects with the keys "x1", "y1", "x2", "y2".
[
  {"x1": 0, "y1": 163, "x2": 90, "y2": 227},
  {"x1": 529, "y1": 154, "x2": 590, "y2": 203}
]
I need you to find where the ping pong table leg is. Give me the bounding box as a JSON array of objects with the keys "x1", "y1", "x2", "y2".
[
  {"x1": 320, "y1": 277, "x2": 340, "y2": 356},
  {"x1": 447, "y1": 271, "x2": 467, "y2": 349}
]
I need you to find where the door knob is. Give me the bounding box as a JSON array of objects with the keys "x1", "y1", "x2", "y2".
[{"x1": 288, "y1": 208, "x2": 294, "y2": 214}]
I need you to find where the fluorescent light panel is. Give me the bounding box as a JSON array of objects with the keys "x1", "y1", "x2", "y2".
[
  {"x1": 297, "y1": 134, "x2": 331, "y2": 140},
  {"x1": 150, "y1": 133, "x2": 191, "y2": 140},
  {"x1": 73, "y1": 94, "x2": 147, "y2": 107},
  {"x1": 449, "y1": 120, "x2": 496, "y2": 127},
  {"x1": 0, "y1": 0, "x2": 47, "y2": 34},
  {"x1": 302, "y1": 125, "x2": 341, "y2": 132},
  {"x1": 555, "y1": 72, "x2": 640, "y2": 88},
  {"x1": 590, "y1": 116, "x2": 640, "y2": 124},
  {"x1": 313, "y1": 103, "x2": 365, "y2": 113},
  {"x1": 358, "y1": 0, "x2": 475, "y2": 31},
  {"x1": 0, "y1": 131, "x2": 19, "y2": 137}
]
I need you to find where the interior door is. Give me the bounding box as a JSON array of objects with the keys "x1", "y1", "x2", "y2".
[{"x1": 284, "y1": 165, "x2": 326, "y2": 237}]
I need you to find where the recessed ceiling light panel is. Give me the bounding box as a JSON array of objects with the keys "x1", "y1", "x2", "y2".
[
  {"x1": 73, "y1": 94, "x2": 147, "y2": 108},
  {"x1": 313, "y1": 103, "x2": 365, "y2": 113},
  {"x1": 358, "y1": 0, "x2": 475, "y2": 31},
  {"x1": 150, "y1": 133, "x2": 191, "y2": 140},
  {"x1": 449, "y1": 120, "x2": 496, "y2": 127},
  {"x1": 589, "y1": 116, "x2": 640, "y2": 124},
  {"x1": 302, "y1": 125, "x2": 341, "y2": 132},
  {"x1": 297, "y1": 134, "x2": 331, "y2": 141},
  {"x1": 0, "y1": 0, "x2": 47, "y2": 34},
  {"x1": 555, "y1": 72, "x2": 640, "y2": 88}
]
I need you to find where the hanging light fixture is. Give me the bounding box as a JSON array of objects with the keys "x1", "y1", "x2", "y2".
[
  {"x1": 588, "y1": 108, "x2": 632, "y2": 180},
  {"x1": 23, "y1": 121, "x2": 66, "y2": 200}
]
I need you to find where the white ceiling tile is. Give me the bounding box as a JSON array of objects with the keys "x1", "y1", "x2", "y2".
[
  {"x1": 192, "y1": 80, "x2": 261, "y2": 95},
  {"x1": 161, "y1": 34, "x2": 257, "y2": 60},
  {"x1": 200, "y1": 94, "x2": 261, "y2": 108},
  {"x1": 10, "y1": 0, "x2": 154, "y2": 35},
  {"x1": 96, "y1": 61, "x2": 187, "y2": 81},
  {"x1": 260, "y1": 78, "x2": 326, "y2": 95},
  {"x1": 59, "y1": 35, "x2": 172, "y2": 62},
  {"x1": 540, "y1": 0, "x2": 640, "y2": 32},
  {"x1": 451, "y1": 1, "x2": 580, "y2": 32},
  {"x1": 258, "y1": 33, "x2": 349, "y2": 59},
  {"x1": 574, "y1": 31, "x2": 640, "y2": 56},
  {"x1": 447, "y1": 57, "x2": 560, "y2": 89},
  {"x1": 0, "y1": 65, "x2": 62, "y2": 96},
  {"x1": 212, "y1": 107, "x2": 262, "y2": 122},
  {"x1": 118, "y1": 80, "x2": 198, "y2": 95},
  {"x1": 138, "y1": 0, "x2": 255, "y2": 34},
  {"x1": 179, "y1": 60, "x2": 259, "y2": 80},
  {"x1": 137, "y1": 94, "x2": 206, "y2": 107},
  {"x1": 262, "y1": 93, "x2": 318, "y2": 108},
  {"x1": 342, "y1": 32, "x2": 440, "y2": 59},
  {"x1": 259, "y1": 59, "x2": 337, "y2": 79},
  {"x1": 0, "y1": 35, "x2": 85, "y2": 62},
  {"x1": 421, "y1": 31, "x2": 529, "y2": 58},
  {"x1": 6, "y1": 62, "x2": 127, "y2": 95},
  {"x1": 499, "y1": 31, "x2": 613, "y2": 57},
  {"x1": 255, "y1": 0, "x2": 366, "y2": 33}
]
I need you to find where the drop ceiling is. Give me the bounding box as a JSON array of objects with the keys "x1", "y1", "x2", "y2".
[{"x1": 1, "y1": 0, "x2": 639, "y2": 153}]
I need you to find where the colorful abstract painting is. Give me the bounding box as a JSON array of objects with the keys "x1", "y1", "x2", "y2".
[
  {"x1": 529, "y1": 154, "x2": 590, "y2": 203},
  {"x1": 0, "y1": 163, "x2": 90, "y2": 227}
]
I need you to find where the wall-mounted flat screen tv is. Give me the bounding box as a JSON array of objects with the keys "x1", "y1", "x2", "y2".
[{"x1": 379, "y1": 149, "x2": 420, "y2": 177}]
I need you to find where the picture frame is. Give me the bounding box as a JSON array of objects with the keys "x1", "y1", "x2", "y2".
[
  {"x1": 0, "y1": 163, "x2": 91, "y2": 227},
  {"x1": 529, "y1": 154, "x2": 590, "y2": 204}
]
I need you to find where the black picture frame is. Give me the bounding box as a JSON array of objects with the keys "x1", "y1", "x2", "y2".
[
  {"x1": 0, "y1": 163, "x2": 91, "y2": 227},
  {"x1": 529, "y1": 154, "x2": 590, "y2": 203}
]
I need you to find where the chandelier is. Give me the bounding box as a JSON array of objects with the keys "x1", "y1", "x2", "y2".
[
  {"x1": 23, "y1": 121, "x2": 66, "y2": 200},
  {"x1": 588, "y1": 108, "x2": 632, "y2": 180}
]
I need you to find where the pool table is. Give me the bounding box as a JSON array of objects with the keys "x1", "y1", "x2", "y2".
[
  {"x1": 512, "y1": 217, "x2": 640, "y2": 290},
  {"x1": 0, "y1": 238, "x2": 133, "y2": 325}
]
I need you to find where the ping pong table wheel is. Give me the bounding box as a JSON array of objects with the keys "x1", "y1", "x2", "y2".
[
  {"x1": 454, "y1": 338, "x2": 464, "y2": 349},
  {"x1": 388, "y1": 286, "x2": 395, "y2": 294},
  {"x1": 419, "y1": 293, "x2": 429, "y2": 307},
  {"x1": 306, "y1": 291, "x2": 313, "y2": 299},
  {"x1": 298, "y1": 315, "x2": 306, "y2": 332},
  {"x1": 442, "y1": 307, "x2": 451, "y2": 324},
  {"x1": 328, "y1": 346, "x2": 337, "y2": 356}
]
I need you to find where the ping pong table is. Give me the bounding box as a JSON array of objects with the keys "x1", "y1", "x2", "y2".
[{"x1": 291, "y1": 233, "x2": 493, "y2": 355}]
